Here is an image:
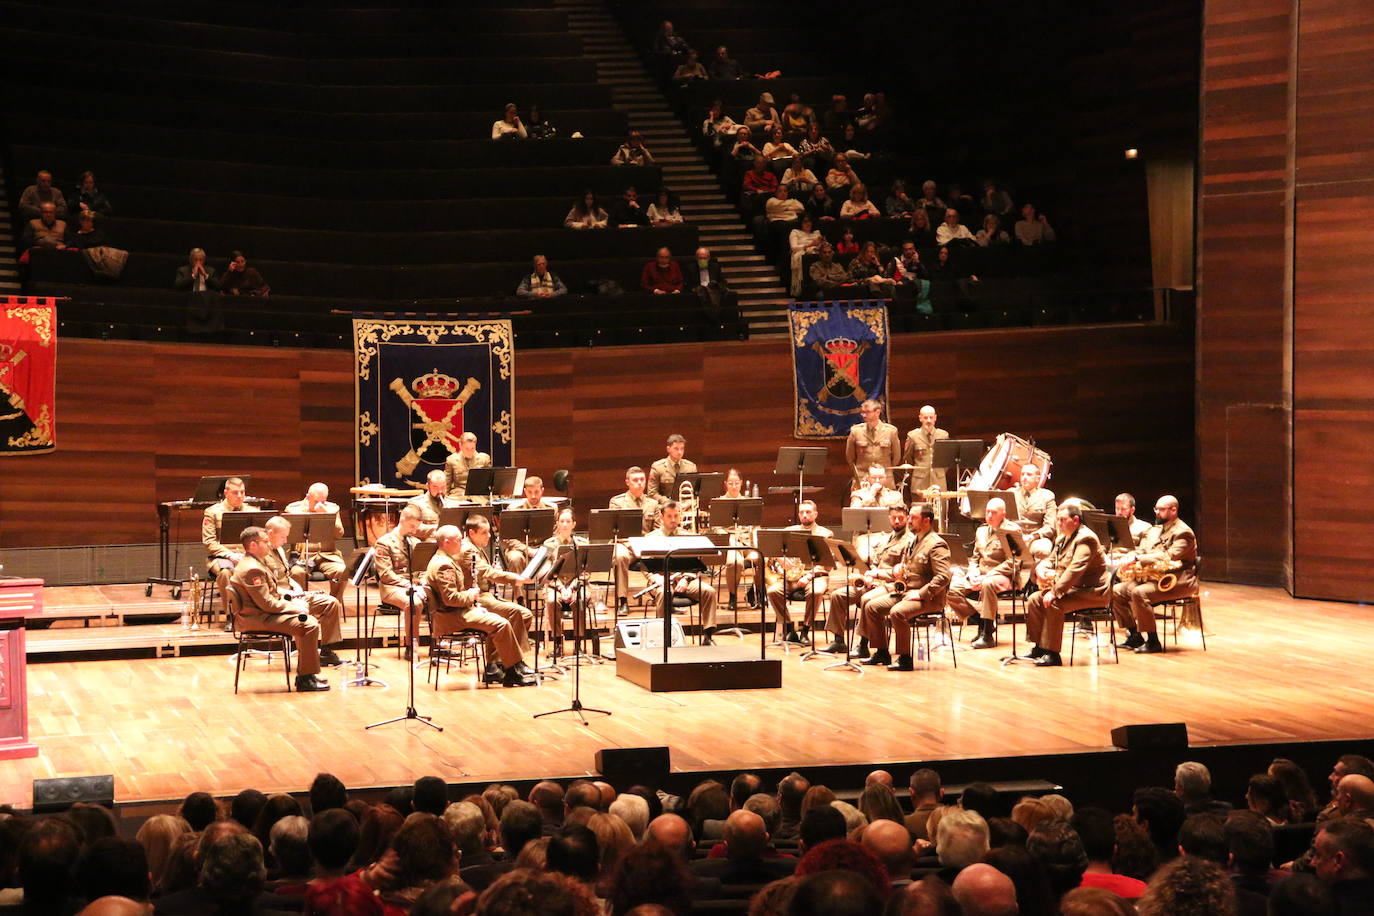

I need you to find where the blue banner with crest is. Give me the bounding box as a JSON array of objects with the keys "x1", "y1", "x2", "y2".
[{"x1": 788, "y1": 302, "x2": 890, "y2": 439}]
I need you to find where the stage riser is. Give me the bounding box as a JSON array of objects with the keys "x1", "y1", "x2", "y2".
[
  {"x1": 615, "y1": 646, "x2": 782, "y2": 691},
  {"x1": 1, "y1": 541, "x2": 358, "y2": 588}
]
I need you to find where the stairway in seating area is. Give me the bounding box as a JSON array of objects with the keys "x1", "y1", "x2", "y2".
[{"x1": 557, "y1": 0, "x2": 793, "y2": 337}]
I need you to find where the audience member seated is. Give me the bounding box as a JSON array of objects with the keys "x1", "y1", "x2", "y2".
[
  {"x1": 798, "y1": 123, "x2": 835, "y2": 170},
  {"x1": 691, "y1": 810, "x2": 795, "y2": 884},
  {"x1": 641, "y1": 246, "x2": 684, "y2": 294},
  {"x1": 701, "y1": 100, "x2": 737, "y2": 149},
  {"x1": 173, "y1": 247, "x2": 219, "y2": 293},
  {"x1": 935, "y1": 208, "x2": 976, "y2": 245},
  {"x1": 611, "y1": 131, "x2": 655, "y2": 167},
  {"x1": 652, "y1": 19, "x2": 690, "y2": 58},
  {"x1": 1248, "y1": 773, "x2": 1296, "y2": 827},
  {"x1": 645, "y1": 189, "x2": 683, "y2": 226},
  {"x1": 917, "y1": 180, "x2": 946, "y2": 219},
  {"x1": 789, "y1": 214, "x2": 823, "y2": 296},
  {"x1": 611, "y1": 187, "x2": 648, "y2": 228},
  {"x1": 839, "y1": 184, "x2": 880, "y2": 221},
  {"x1": 782, "y1": 95, "x2": 816, "y2": 135},
  {"x1": 979, "y1": 179, "x2": 1016, "y2": 224},
  {"x1": 764, "y1": 184, "x2": 805, "y2": 227},
  {"x1": 1269, "y1": 757, "x2": 1321, "y2": 823},
  {"x1": 780, "y1": 155, "x2": 818, "y2": 197},
  {"x1": 491, "y1": 103, "x2": 528, "y2": 140},
  {"x1": 740, "y1": 157, "x2": 778, "y2": 211},
  {"x1": 709, "y1": 45, "x2": 744, "y2": 81},
  {"x1": 822, "y1": 95, "x2": 854, "y2": 135},
  {"x1": 835, "y1": 227, "x2": 860, "y2": 258},
  {"x1": 515, "y1": 254, "x2": 567, "y2": 299},
  {"x1": 64, "y1": 210, "x2": 110, "y2": 249},
  {"x1": 1016, "y1": 203, "x2": 1057, "y2": 245},
  {"x1": 22, "y1": 202, "x2": 67, "y2": 253},
  {"x1": 885, "y1": 180, "x2": 917, "y2": 219},
  {"x1": 975, "y1": 213, "x2": 1011, "y2": 247},
  {"x1": 525, "y1": 105, "x2": 556, "y2": 140},
  {"x1": 684, "y1": 246, "x2": 733, "y2": 315},
  {"x1": 837, "y1": 123, "x2": 873, "y2": 161},
  {"x1": 824, "y1": 153, "x2": 860, "y2": 196},
  {"x1": 847, "y1": 241, "x2": 897, "y2": 298},
  {"x1": 952, "y1": 862, "x2": 1020, "y2": 915},
  {"x1": 1174, "y1": 761, "x2": 1231, "y2": 817},
  {"x1": 672, "y1": 50, "x2": 707, "y2": 82},
  {"x1": 808, "y1": 243, "x2": 849, "y2": 296},
  {"x1": 565, "y1": 191, "x2": 609, "y2": 230},
  {"x1": 762, "y1": 126, "x2": 798, "y2": 163},
  {"x1": 804, "y1": 183, "x2": 836, "y2": 223},
  {"x1": 71, "y1": 170, "x2": 113, "y2": 218},
  {"x1": 18, "y1": 169, "x2": 67, "y2": 221},
  {"x1": 220, "y1": 250, "x2": 270, "y2": 297},
  {"x1": 745, "y1": 93, "x2": 781, "y2": 133}
]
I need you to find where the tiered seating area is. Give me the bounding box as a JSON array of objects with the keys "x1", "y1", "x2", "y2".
[{"x1": 4, "y1": 0, "x2": 746, "y2": 348}]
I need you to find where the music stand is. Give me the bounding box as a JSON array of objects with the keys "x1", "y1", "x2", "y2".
[
  {"x1": 284, "y1": 512, "x2": 338, "y2": 568},
  {"x1": 438, "y1": 505, "x2": 496, "y2": 537},
  {"x1": 192, "y1": 474, "x2": 253, "y2": 503},
  {"x1": 218, "y1": 510, "x2": 276, "y2": 545},
  {"x1": 467, "y1": 467, "x2": 526, "y2": 502},
  {"x1": 344, "y1": 547, "x2": 387, "y2": 689},
  {"x1": 788, "y1": 532, "x2": 836, "y2": 659},
  {"x1": 964, "y1": 490, "x2": 1018, "y2": 521},
  {"x1": 678, "y1": 472, "x2": 726, "y2": 518},
  {"x1": 819, "y1": 537, "x2": 866, "y2": 673},
  {"x1": 367, "y1": 537, "x2": 442, "y2": 733},
  {"x1": 775, "y1": 446, "x2": 828, "y2": 520},
  {"x1": 933, "y1": 439, "x2": 985, "y2": 490},
  {"x1": 1084, "y1": 511, "x2": 1133, "y2": 551},
  {"x1": 535, "y1": 543, "x2": 615, "y2": 724},
  {"x1": 500, "y1": 508, "x2": 557, "y2": 551},
  {"x1": 755, "y1": 528, "x2": 797, "y2": 656},
  {"x1": 708, "y1": 497, "x2": 764, "y2": 635},
  {"x1": 842, "y1": 508, "x2": 891, "y2": 545},
  {"x1": 632, "y1": 536, "x2": 717, "y2": 657}
]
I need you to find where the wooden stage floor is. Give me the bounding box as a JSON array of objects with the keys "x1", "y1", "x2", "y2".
[{"x1": 7, "y1": 581, "x2": 1371, "y2": 809}]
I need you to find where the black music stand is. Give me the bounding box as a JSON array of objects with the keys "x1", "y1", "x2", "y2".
[
  {"x1": 819, "y1": 537, "x2": 866, "y2": 673},
  {"x1": 788, "y1": 532, "x2": 837, "y2": 660},
  {"x1": 633, "y1": 537, "x2": 716, "y2": 657},
  {"x1": 842, "y1": 507, "x2": 891, "y2": 546},
  {"x1": 933, "y1": 439, "x2": 985, "y2": 490},
  {"x1": 367, "y1": 537, "x2": 442, "y2": 733},
  {"x1": 775, "y1": 446, "x2": 828, "y2": 521},
  {"x1": 589, "y1": 508, "x2": 651, "y2": 628},
  {"x1": 1084, "y1": 511, "x2": 1133, "y2": 552},
  {"x1": 218, "y1": 510, "x2": 277, "y2": 546},
  {"x1": 534, "y1": 543, "x2": 615, "y2": 724},
  {"x1": 467, "y1": 467, "x2": 525, "y2": 503},
  {"x1": 344, "y1": 547, "x2": 387, "y2": 689},
  {"x1": 284, "y1": 512, "x2": 338, "y2": 569},
  {"x1": 708, "y1": 496, "x2": 764, "y2": 634},
  {"x1": 500, "y1": 508, "x2": 557, "y2": 552},
  {"x1": 677, "y1": 472, "x2": 726, "y2": 520},
  {"x1": 755, "y1": 528, "x2": 802, "y2": 656}
]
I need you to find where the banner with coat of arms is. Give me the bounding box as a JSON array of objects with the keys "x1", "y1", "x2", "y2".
[
  {"x1": 0, "y1": 298, "x2": 57, "y2": 455},
  {"x1": 788, "y1": 302, "x2": 889, "y2": 439},
  {"x1": 353, "y1": 318, "x2": 514, "y2": 487}
]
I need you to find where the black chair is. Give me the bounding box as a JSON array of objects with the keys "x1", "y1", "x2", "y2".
[
  {"x1": 225, "y1": 584, "x2": 295, "y2": 694},
  {"x1": 1066, "y1": 604, "x2": 1119, "y2": 666}
]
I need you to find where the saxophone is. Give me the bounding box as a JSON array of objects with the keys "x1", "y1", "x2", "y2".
[{"x1": 1119, "y1": 557, "x2": 1182, "y2": 592}]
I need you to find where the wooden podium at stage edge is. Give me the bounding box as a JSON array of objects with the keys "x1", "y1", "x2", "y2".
[{"x1": 0, "y1": 579, "x2": 40, "y2": 759}]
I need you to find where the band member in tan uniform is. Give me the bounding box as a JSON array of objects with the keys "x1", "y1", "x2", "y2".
[
  {"x1": 714, "y1": 469, "x2": 759, "y2": 610},
  {"x1": 263, "y1": 515, "x2": 308, "y2": 593},
  {"x1": 425, "y1": 521, "x2": 534, "y2": 687},
  {"x1": 845, "y1": 399, "x2": 901, "y2": 488},
  {"x1": 542, "y1": 507, "x2": 592, "y2": 652},
  {"x1": 1014, "y1": 464, "x2": 1057, "y2": 559},
  {"x1": 946, "y1": 497, "x2": 1020, "y2": 649},
  {"x1": 444, "y1": 431, "x2": 492, "y2": 500},
  {"x1": 647, "y1": 434, "x2": 699, "y2": 504},
  {"x1": 202, "y1": 476, "x2": 248, "y2": 622},
  {"x1": 1110, "y1": 495, "x2": 1198, "y2": 655},
  {"x1": 859, "y1": 503, "x2": 951, "y2": 671},
  {"x1": 825, "y1": 504, "x2": 911, "y2": 655},
  {"x1": 1114, "y1": 493, "x2": 1153, "y2": 546},
  {"x1": 373, "y1": 505, "x2": 428, "y2": 643},
  {"x1": 903, "y1": 405, "x2": 949, "y2": 492},
  {"x1": 766, "y1": 499, "x2": 834, "y2": 643},
  {"x1": 501, "y1": 475, "x2": 562, "y2": 572},
  {"x1": 643, "y1": 502, "x2": 719, "y2": 644},
  {"x1": 608, "y1": 466, "x2": 661, "y2": 611},
  {"x1": 849, "y1": 463, "x2": 905, "y2": 509},
  {"x1": 1024, "y1": 503, "x2": 1108, "y2": 667},
  {"x1": 407, "y1": 469, "x2": 452, "y2": 539},
  {"x1": 229, "y1": 526, "x2": 343, "y2": 692},
  {"x1": 284, "y1": 482, "x2": 348, "y2": 603}
]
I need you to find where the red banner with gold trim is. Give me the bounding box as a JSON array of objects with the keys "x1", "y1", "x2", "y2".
[{"x1": 0, "y1": 298, "x2": 57, "y2": 455}]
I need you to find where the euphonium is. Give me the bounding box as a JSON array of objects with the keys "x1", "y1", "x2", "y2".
[{"x1": 1120, "y1": 557, "x2": 1182, "y2": 592}]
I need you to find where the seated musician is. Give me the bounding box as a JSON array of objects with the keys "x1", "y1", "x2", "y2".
[
  {"x1": 1014, "y1": 464, "x2": 1057, "y2": 559},
  {"x1": 715, "y1": 468, "x2": 758, "y2": 610},
  {"x1": 641, "y1": 501, "x2": 719, "y2": 644},
  {"x1": 501, "y1": 475, "x2": 561, "y2": 573},
  {"x1": 262, "y1": 515, "x2": 307, "y2": 593},
  {"x1": 946, "y1": 497, "x2": 1020, "y2": 649},
  {"x1": 372, "y1": 505, "x2": 428, "y2": 642},
  {"x1": 826, "y1": 504, "x2": 910, "y2": 655},
  {"x1": 445, "y1": 431, "x2": 492, "y2": 501},
  {"x1": 766, "y1": 499, "x2": 833, "y2": 644},
  {"x1": 1110, "y1": 495, "x2": 1198, "y2": 655},
  {"x1": 542, "y1": 507, "x2": 594, "y2": 654},
  {"x1": 230, "y1": 525, "x2": 343, "y2": 692},
  {"x1": 284, "y1": 482, "x2": 348, "y2": 603},
  {"x1": 858, "y1": 502, "x2": 951, "y2": 671},
  {"x1": 202, "y1": 476, "x2": 248, "y2": 627},
  {"x1": 1115, "y1": 492, "x2": 1153, "y2": 546},
  {"x1": 647, "y1": 433, "x2": 699, "y2": 505},
  {"x1": 849, "y1": 463, "x2": 905, "y2": 509},
  {"x1": 407, "y1": 469, "x2": 452, "y2": 539},
  {"x1": 608, "y1": 466, "x2": 662, "y2": 612},
  {"x1": 424, "y1": 521, "x2": 535, "y2": 688},
  {"x1": 1023, "y1": 504, "x2": 1109, "y2": 667}
]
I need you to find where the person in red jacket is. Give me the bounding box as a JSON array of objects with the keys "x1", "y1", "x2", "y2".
[{"x1": 641, "y1": 247, "x2": 684, "y2": 294}]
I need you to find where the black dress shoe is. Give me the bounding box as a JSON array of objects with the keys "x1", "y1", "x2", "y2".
[
  {"x1": 319, "y1": 649, "x2": 344, "y2": 667},
  {"x1": 1134, "y1": 634, "x2": 1164, "y2": 654},
  {"x1": 862, "y1": 649, "x2": 892, "y2": 667},
  {"x1": 511, "y1": 661, "x2": 533, "y2": 676},
  {"x1": 784, "y1": 629, "x2": 802, "y2": 644},
  {"x1": 1117, "y1": 631, "x2": 1145, "y2": 649},
  {"x1": 971, "y1": 624, "x2": 998, "y2": 650},
  {"x1": 1033, "y1": 651, "x2": 1062, "y2": 667},
  {"x1": 1028, "y1": 645, "x2": 1046, "y2": 659},
  {"x1": 887, "y1": 654, "x2": 914, "y2": 671},
  {"x1": 728, "y1": 593, "x2": 738, "y2": 610},
  {"x1": 824, "y1": 640, "x2": 847, "y2": 654},
  {"x1": 483, "y1": 665, "x2": 506, "y2": 684},
  {"x1": 502, "y1": 668, "x2": 535, "y2": 687},
  {"x1": 854, "y1": 644, "x2": 871, "y2": 659},
  {"x1": 701, "y1": 627, "x2": 716, "y2": 646},
  {"x1": 295, "y1": 674, "x2": 331, "y2": 692}
]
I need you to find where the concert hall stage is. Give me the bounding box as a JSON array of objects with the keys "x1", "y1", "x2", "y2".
[{"x1": 7, "y1": 581, "x2": 1372, "y2": 811}]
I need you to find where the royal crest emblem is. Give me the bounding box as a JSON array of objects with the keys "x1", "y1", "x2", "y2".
[
  {"x1": 388, "y1": 369, "x2": 481, "y2": 478},
  {"x1": 811, "y1": 337, "x2": 870, "y2": 402}
]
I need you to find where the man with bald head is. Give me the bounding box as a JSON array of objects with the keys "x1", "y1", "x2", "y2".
[
  {"x1": 691, "y1": 810, "x2": 796, "y2": 882},
  {"x1": 1014, "y1": 464, "x2": 1057, "y2": 559},
  {"x1": 1334, "y1": 774, "x2": 1374, "y2": 820},
  {"x1": 284, "y1": 482, "x2": 348, "y2": 603},
  {"x1": 862, "y1": 818, "x2": 916, "y2": 885},
  {"x1": 79, "y1": 898, "x2": 152, "y2": 915},
  {"x1": 951, "y1": 863, "x2": 1018, "y2": 916},
  {"x1": 407, "y1": 469, "x2": 452, "y2": 539},
  {"x1": 867, "y1": 770, "x2": 894, "y2": 789},
  {"x1": 903, "y1": 405, "x2": 950, "y2": 492},
  {"x1": 946, "y1": 496, "x2": 1021, "y2": 649},
  {"x1": 644, "y1": 814, "x2": 695, "y2": 860},
  {"x1": 1110, "y1": 494, "x2": 1198, "y2": 654}
]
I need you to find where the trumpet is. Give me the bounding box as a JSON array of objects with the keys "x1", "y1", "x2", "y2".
[{"x1": 1119, "y1": 557, "x2": 1182, "y2": 592}]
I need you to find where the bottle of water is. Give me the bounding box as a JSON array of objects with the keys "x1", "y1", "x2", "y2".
[
  {"x1": 752, "y1": 482, "x2": 760, "y2": 498},
  {"x1": 916, "y1": 645, "x2": 926, "y2": 662}
]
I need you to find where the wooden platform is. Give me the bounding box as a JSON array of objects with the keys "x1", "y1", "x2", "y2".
[{"x1": 4, "y1": 581, "x2": 1372, "y2": 810}]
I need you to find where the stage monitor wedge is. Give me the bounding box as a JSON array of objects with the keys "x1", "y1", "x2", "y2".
[
  {"x1": 33, "y1": 775, "x2": 114, "y2": 813},
  {"x1": 595, "y1": 747, "x2": 670, "y2": 788},
  {"x1": 1110, "y1": 723, "x2": 1189, "y2": 749}
]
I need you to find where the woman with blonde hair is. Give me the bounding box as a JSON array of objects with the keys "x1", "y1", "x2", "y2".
[{"x1": 135, "y1": 814, "x2": 192, "y2": 894}]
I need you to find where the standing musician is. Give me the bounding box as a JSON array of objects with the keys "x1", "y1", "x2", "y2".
[
  {"x1": 444, "y1": 431, "x2": 492, "y2": 501},
  {"x1": 284, "y1": 482, "x2": 348, "y2": 603},
  {"x1": 844, "y1": 399, "x2": 901, "y2": 489},
  {"x1": 407, "y1": 469, "x2": 452, "y2": 539},
  {"x1": 372, "y1": 505, "x2": 428, "y2": 643},
  {"x1": 825, "y1": 504, "x2": 911, "y2": 655},
  {"x1": 1114, "y1": 493, "x2": 1153, "y2": 546},
  {"x1": 903, "y1": 405, "x2": 950, "y2": 492},
  {"x1": 858, "y1": 503, "x2": 951, "y2": 671},
  {"x1": 715, "y1": 468, "x2": 758, "y2": 610},
  {"x1": 1110, "y1": 495, "x2": 1198, "y2": 655},
  {"x1": 945, "y1": 497, "x2": 1019, "y2": 649},
  {"x1": 1023, "y1": 503, "x2": 1108, "y2": 667},
  {"x1": 766, "y1": 499, "x2": 833, "y2": 644},
  {"x1": 424, "y1": 520, "x2": 535, "y2": 688},
  {"x1": 642, "y1": 501, "x2": 719, "y2": 644},
  {"x1": 542, "y1": 507, "x2": 593, "y2": 654},
  {"x1": 647, "y1": 434, "x2": 699, "y2": 504},
  {"x1": 849, "y1": 463, "x2": 906, "y2": 509},
  {"x1": 501, "y1": 475, "x2": 561, "y2": 573},
  {"x1": 230, "y1": 525, "x2": 343, "y2": 692},
  {"x1": 202, "y1": 476, "x2": 248, "y2": 625},
  {"x1": 608, "y1": 466, "x2": 662, "y2": 612},
  {"x1": 1014, "y1": 464, "x2": 1057, "y2": 559}
]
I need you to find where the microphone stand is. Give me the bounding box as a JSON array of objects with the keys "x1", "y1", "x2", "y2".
[
  {"x1": 367, "y1": 535, "x2": 441, "y2": 732},
  {"x1": 534, "y1": 546, "x2": 610, "y2": 725}
]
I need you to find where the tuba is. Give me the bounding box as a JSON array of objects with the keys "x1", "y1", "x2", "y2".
[
  {"x1": 678, "y1": 479, "x2": 698, "y2": 533},
  {"x1": 1119, "y1": 557, "x2": 1181, "y2": 592}
]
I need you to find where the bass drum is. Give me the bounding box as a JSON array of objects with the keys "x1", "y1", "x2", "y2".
[{"x1": 967, "y1": 433, "x2": 1052, "y2": 493}]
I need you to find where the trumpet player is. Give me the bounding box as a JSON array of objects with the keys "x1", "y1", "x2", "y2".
[
  {"x1": 643, "y1": 501, "x2": 719, "y2": 644},
  {"x1": 849, "y1": 463, "x2": 905, "y2": 509},
  {"x1": 647, "y1": 433, "x2": 698, "y2": 504},
  {"x1": 825, "y1": 504, "x2": 911, "y2": 655},
  {"x1": 1110, "y1": 495, "x2": 1198, "y2": 654},
  {"x1": 767, "y1": 499, "x2": 833, "y2": 643},
  {"x1": 946, "y1": 497, "x2": 1020, "y2": 649}
]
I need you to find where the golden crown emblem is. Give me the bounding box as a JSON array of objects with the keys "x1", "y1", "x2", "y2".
[
  {"x1": 412, "y1": 368, "x2": 460, "y2": 399},
  {"x1": 824, "y1": 337, "x2": 859, "y2": 353}
]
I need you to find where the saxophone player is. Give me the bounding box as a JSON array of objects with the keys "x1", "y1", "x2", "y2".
[
  {"x1": 1110, "y1": 495, "x2": 1198, "y2": 654},
  {"x1": 825, "y1": 504, "x2": 911, "y2": 655},
  {"x1": 766, "y1": 499, "x2": 833, "y2": 643},
  {"x1": 858, "y1": 503, "x2": 951, "y2": 671}
]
